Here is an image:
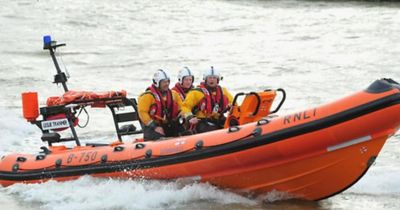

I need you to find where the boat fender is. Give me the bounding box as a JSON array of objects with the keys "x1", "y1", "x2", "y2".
[
  {"x1": 195, "y1": 140, "x2": 204, "y2": 150},
  {"x1": 252, "y1": 127, "x2": 262, "y2": 137},
  {"x1": 16, "y1": 157, "x2": 27, "y2": 162},
  {"x1": 55, "y1": 159, "x2": 62, "y2": 168},
  {"x1": 257, "y1": 119, "x2": 269, "y2": 126},
  {"x1": 12, "y1": 164, "x2": 19, "y2": 172},
  {"x1": 145, "y1": 149, "x2": 152, "y2": 158},
  {"x1": 36, "y1": 155, "x2": 46, "y2": 161},
  {"x1": 228, "y1": 126, "x2": 240, "y2": 133},
  {"x1": 101, "y1": 155, "x2": 107, "y2": 163},
  {"x1": 366, "y1": 79, "x2": 397, "y2": 93},
  {"x1": 114, "y1": 146, "x2": 124, "y2": 152},
  {"x1": 135, "y1": 143, "x2": 145, "y2": 149}
]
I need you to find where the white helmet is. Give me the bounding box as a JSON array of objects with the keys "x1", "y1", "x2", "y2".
[
  {"x1": 203, "y1": 66, "x2": 222, "y2": 81},
  {"x1": 153, "y1": 69, "x2": 170, "y2": 87},
  {"x1": 178, "y1": 67, "x2": 194, "y2": 83}
]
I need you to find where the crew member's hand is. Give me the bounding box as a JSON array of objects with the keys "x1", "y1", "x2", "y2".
[
  {"x1": 189, "y1": 117, "x2": 199, "y2": 125},
  {"x1": 154, "y1": 126, "x2": 165, "y2": 135}
]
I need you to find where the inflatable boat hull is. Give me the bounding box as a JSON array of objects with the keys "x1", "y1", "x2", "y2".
[{"x1": 1, "y1": 79, "x2": 399, "y2": 201}]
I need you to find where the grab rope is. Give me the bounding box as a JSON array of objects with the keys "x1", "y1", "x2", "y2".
[{"x1": 77, "y1": 106, "x2": 90, "y2": 128}]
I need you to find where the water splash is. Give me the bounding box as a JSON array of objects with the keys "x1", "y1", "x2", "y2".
[
  {"x1": 0, "y1": 108, "x2": 40, "y2": 154},
  {"x1": 256, "y1": 190, "x2": 295, "y2": 203},
  {"x1": 347, "y1": 168, "x2": 400, "y2": 195},
  {"x1": 2, "y1": 176, "x2": 258, "y2": 210}
]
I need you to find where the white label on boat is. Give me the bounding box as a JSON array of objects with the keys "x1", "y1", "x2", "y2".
[{"x1": 41, "y1": 118, "x2": 70, "y2": 130}]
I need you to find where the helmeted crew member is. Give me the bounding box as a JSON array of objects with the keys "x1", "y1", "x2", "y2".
[
  {"x1": 172, "y1": 67, "x2": 194, "y2": 108},
  {"x1": 138, "y1": 69, "x2": 181, "y2": 140},
  {"x1": 181, "y1": 66, "x2": 233, "y2": 133}
]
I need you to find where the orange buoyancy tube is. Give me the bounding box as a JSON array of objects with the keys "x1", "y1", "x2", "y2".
[
  {"x1": 148, "y1": 85, "x2": 179, "y2": 123},
  {"x1": 1, "y1": 82, "x2": 399, "y2": 199}
]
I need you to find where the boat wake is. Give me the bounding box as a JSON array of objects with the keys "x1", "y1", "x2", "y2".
[{"x1": 1, "y1": 176, "x2": 259, "y2": 210}]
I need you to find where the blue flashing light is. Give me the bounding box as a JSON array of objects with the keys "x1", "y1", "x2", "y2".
[{"x1": 43, "y1": 35, "x2": 52, "y2": 45}]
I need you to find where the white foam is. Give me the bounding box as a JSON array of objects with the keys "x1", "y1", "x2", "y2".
[
  {"x1": 0, "y1": 108, "x2": 40, "y2": 154},
  {"x1": 347, "y1": 167, "x2": 400, "y2": 195},
  {"x1": 3, "y1": 176, "x2": 258, "y2": 210},
  {"x1": 256, "y1": 190, "x2": 295, "y2": 203}
]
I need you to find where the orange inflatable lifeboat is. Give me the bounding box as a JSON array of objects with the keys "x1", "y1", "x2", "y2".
[{"x1": 1, "y1": 38, "x2": 399, "y2": 201}]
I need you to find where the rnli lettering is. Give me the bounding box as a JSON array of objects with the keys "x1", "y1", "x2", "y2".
[
  {"x1": 41, "y1": 118, "x2": 70, "y2": 130},
  {"x1": 284, "y1": 108, "x2": 317, "y2": 125}
]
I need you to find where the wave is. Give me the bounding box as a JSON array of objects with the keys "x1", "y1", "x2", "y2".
[
  {"x1": 347, "y1": 167, "x2": 400, "y2": 195},
  {"x1": 2, "y1": 176, "x2": 258, "y2": 210},
  {"x1": 0, "y1": 108, "x2": 40, "y2": 155}
]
